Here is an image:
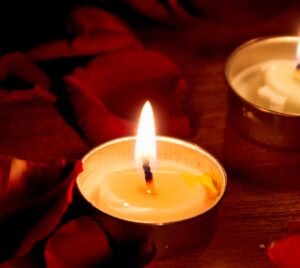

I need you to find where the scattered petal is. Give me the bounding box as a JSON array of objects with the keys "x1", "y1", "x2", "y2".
[
  {"x1": 16, "y1": 161, "x2": 82, "y2": 257},
  {"x1": 64, "y1": 49, "x2": 190, "y2": 146},
  {"x1": 26, "y1": 33, "x2": 141, "y2": 61},
  {"x1": 268, "y1": 234, "x2": 300, "y2": 268},
  {"x1": 44, "y1": 217, "x2": 111, "y2": 268},
  {"x1": 0, "y1": 256, "x2": 40, "y2": 268},
  {"x1": 121, "y1": 0, "x2": 193, "y2": 25},
  {"x1": 66, "y1": 6, "x2": 133, "y2": 35},
  {"x1": 0, "y1": 156, "x2": 82, "y2": 260},
  {"x1": 27, "y1": 7, "x2": 141, "y2": 61},
  {"x1": 0, "y1": 85, "x2": 56, "y2": 103},
  {"x1": 123, "y1": 0, "x2": 170, "y2": 23},
  {"x1": 0, "y1": 52, "x2": 51, "y2": 90}
]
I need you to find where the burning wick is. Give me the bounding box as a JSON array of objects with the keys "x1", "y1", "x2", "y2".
[
  {"x1": 143, "y1": 158, "x2": 153, "y2": 183},
  {"x1": 142, "y1": 158, "x2": 155, "y2": 194}
]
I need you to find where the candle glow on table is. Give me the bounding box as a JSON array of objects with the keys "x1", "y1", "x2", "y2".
[
  {"x1": 232, "y1": 38, "x2": 300, "y2": 114},
  {"x1": 78, "y1": 102, "x2": 221, "y2": 224}
]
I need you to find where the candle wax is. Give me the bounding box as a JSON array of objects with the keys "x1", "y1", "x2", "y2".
[
  {"x1": 83, "y1": 161, "x2": 217, "y2": 224},
  {"x1": 233, "y1": 60, "x2": 300, "y2": 114}
]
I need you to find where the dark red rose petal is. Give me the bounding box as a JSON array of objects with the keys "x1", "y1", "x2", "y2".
[
  {"x1": 16, "y1": 161, "x2": 82, "y2": 257},
  {"x1": 64, "y1": 49, "x2": 190, "y2": 146},
  {"x1": 0, "y1": 156, "x2": 82, "y2": 260},
  {"x1": 26, "y1": 33, "x2": 141, "y2": 61},
  {"x1": 0, "y1": 157, "x2": 81, "y2": 217},
  {"x1": 268, "y1": 234, "x2": 300, "y2": 268},
  {"x1": 0, "y1": 52, "x2": 54, "y2": 103},
  {"x1": 44, "y1": 217, "x2": 112, "y2": 268},
  {"x1": 66, "y1": 6, "x2": 133, "y2": 35},
  {"x1": 0, "y1": 52, "x2": 51, "y2": 90},
  {"x1": 0, "y1": 86, "x2": 56, "y2": 103},
  {"x1": 64, "y1": 76, "x2": 132, "y2": 145},
  {"x1": 122, "y1": 0, "x2": 169, "y2": 23},
  {"x1": 0, "y1": 256, "x2": 39, "y2": 268},
  {"x1": 27, "y1": 7, "x2": 141, "y2": 61},
  {"x1": 121, "y1": 0, "x2": 192, "y2": 24},
  {"x1": 0, "y1": 52, "x2": 51, "y2": 91}
]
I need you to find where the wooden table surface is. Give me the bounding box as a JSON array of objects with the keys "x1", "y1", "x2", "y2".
[{"x1": 1, "y1": 4, "x2": 300, "y2": 267}]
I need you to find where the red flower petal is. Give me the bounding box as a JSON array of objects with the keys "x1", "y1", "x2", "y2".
[
  {"x1": 121, "y1": 0, "x2": 193, "y2": 24},
  {"x1": 26, "y1": 7, "x2": 141, "y2": 61},
  {"x1": 123, "y1": 0, "x2": 169, "y2": 23},
  {"x1": 64, "y1": 75, "x2": 133, "y2": 145},
  {"x1": 44, "y1": 217, "x2": 111, "y2": 268},
  {"x1": 0, "y1": 156, "x2": 82, "y2": 260},
  {"x1": 64, "y1": 49, "x2": 190, "y2": 146},
  {"x1": 66, "y1": 6, "x2": 133, "y2": 34},
  {"x1": 26, "y1": 33, "x2": 141, "y2": 61},
  {"x1": 0, "y1": 85, "x2": 56, "y2": 103},
  {"x1": 0, "y1": 52, "x2": 51, "y2": 90},
  {"x1": 0, "y1": 256, "x2": 39, "y2": 268},
  {"x1": 268, "y1": 234, "x2": 300, "y2": 268},
  {"x1": 16, "y1": 161, "x2": 82, "y2": 257}
]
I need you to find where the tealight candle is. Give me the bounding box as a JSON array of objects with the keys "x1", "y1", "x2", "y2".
[
  {"x1": 225, "y1": 36, "x2": 300, "y2": 149},
  {"x1": 77, "y1": 101, "x2": 226, "y2": 257},
  {"x1": 232, "y1": 41, "x2": 300, "y2": 114},
  {"x1": 79, "y1": 102, "x2": 221, "y2": 224}
]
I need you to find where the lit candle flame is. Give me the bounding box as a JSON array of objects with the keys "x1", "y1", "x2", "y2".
[{"x1": 135, "y1": 101, "x2": 156, "y2": 167}]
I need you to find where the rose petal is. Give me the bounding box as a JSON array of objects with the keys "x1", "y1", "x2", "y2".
[
  {"x1": 268, "y1": 234, "x2": 300, "y2": 268},
  {"x1": 26, "y1": 7, "x2": 141, "y2": 61},
  {"x1": 16, "y1": 161, "x2": 82, "y2": 257},
  {"x1": 0, "y1": 256, "x2": 39, "y2": 268},
  {"x1": 66, "y1": 6, "x2": 133, "y2": 35},
  {"x1": 26, "y1": 33, "x2": 141, "y2": 61},
  {"x1": 64, "y1": 75, "x2": 133, "y2": 145},
  {"x1": 121, "y1": 0, "x2": 193, "y2": 24},
  {"x1": 0, "y1": 157, "x2": 80, "y2": 216},
  {"x1": 123, "y1": 0, "x2": 169, "y2": 23},
  {"x1": 0, "y1": 85, "x2": 56, "y2": 103},
  {"x1": 44, "y1": 217, "x2": 111, "y2": 268},
  {"x1": 0, "y1": 157, "x2": 82, "y2": 260},
  {"x1": 64, "y1": 49, "x2": 190, "y2": 146},
  {"x1": 0, "y1": 52, "x2": 51, "y2": 90}
]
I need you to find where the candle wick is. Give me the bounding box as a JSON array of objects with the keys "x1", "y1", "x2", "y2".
[{"x1": 142, "y1": 158, "x2": 153, "y2": 184}]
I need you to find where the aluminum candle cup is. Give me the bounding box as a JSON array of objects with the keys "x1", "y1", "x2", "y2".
[
  {"x1": 225, "y1": 36, "x2": 300, "y2": 149},
  {"x1": 76, "y1": 136, "x2": 227, "y2": 258}
]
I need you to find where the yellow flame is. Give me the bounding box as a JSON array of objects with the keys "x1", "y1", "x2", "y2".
[{"x1": 135, "y1": 101, "x2": 156, "y2": 167}]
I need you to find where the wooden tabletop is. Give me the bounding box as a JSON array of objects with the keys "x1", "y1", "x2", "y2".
[
  {"x1": 153, "y1": 50, "x2": 300, "y2": 268},
  {"x1": 1, "y1": 4, "x2": 300, "y2": 267}
]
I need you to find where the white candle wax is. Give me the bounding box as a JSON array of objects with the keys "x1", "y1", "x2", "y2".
[
  {"x1": 232, "y1": 60, "x2": 300, "y2": 114},
  {"x1": 81, "y1": 159, "x2": 217, "y2": 224}
]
